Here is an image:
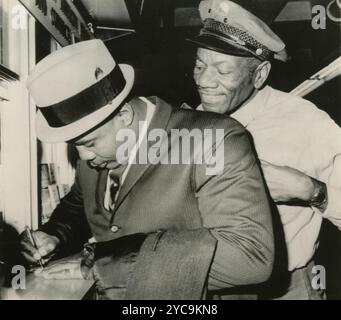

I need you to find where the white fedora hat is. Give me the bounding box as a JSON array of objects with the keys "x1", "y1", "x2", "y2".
[{"x1": 27, "y1": 39, "x2": 134, "y2": 143}]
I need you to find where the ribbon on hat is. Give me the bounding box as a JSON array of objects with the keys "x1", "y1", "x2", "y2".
[{"x1": 39, "y1": 66, "x2": 126, "y2": 128}]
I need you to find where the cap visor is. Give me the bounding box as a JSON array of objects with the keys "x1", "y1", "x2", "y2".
[{"x1": 187, "y1": 34, "x2": 255, "y2": 58}]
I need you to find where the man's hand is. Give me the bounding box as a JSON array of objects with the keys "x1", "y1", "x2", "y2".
[
  {"x1": 34, "y1": 254, "x2": 84, "y2": 280},
  {"x1": 260, "y1": 160, "x2": 315, "y2": 203},
  {"x1": 20, "y1": 230, "x2": 60, "y2": 265}
]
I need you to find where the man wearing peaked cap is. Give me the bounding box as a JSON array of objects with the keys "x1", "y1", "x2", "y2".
[
  {"x1": 188, "y1": 0, "x2": 288, "y2": 62},
  {"x1": 21, "y1": 39, "x2": 275, "y2": 299},
  {"x1": 186, "y1": 0, "x2": 341, "y2": 299}
]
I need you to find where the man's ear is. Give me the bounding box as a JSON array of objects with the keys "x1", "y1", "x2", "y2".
[
  {"x1": 117, "y1": 103, "x2": 134, "y2": 126},
  {"x1": 253, "y1": 61, "x2": 271, "y2": 90}
]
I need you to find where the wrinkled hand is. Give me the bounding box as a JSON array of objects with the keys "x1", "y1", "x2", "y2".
[
  {"x1": 20, "y1": 230, "x2": 60, "y2": 266},
  {"x1": 34, "y1": 254, "x2": 84, "y2": 280},
  {"x1": 260, "y1": 160, "x2": 315, "y2": 203}
]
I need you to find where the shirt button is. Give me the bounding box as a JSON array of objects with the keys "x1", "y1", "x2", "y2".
[{"x1": 110, "y1": 225, "x2": 119, "y2": 233}]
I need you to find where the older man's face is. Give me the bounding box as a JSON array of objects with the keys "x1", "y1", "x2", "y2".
[{"x1": 193, "y1": 47, "x2": 256, "y2": 114}]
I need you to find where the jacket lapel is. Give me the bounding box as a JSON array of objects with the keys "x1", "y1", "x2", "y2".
[{"x1": 114, "y1": 97, "x2": 173, "y2": 210}]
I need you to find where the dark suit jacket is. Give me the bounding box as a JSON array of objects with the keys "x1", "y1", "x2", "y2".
[
  {"x1": 42, "y1": 97, "x2": 274, "y2": 297},
  {"x1": 90, "y1": 229, "x2": 217, "y2": 300}
]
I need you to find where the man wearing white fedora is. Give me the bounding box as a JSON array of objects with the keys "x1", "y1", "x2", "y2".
[{"x1": 21, "y1": 39, "x2": 274, "y2": 299}]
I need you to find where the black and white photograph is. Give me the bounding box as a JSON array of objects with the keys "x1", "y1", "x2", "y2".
[{"x1": 0, "y1": 0, "x2": 340, "y2": 304}]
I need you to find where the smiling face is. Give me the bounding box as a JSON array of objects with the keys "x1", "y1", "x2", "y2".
[{"x1": 193, "y1": 47, "x2": 259, "y2": 115}]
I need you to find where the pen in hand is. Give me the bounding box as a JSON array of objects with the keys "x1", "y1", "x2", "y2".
[{"x1": 24, "y1": 226, "x2": 44, "y2": 269}]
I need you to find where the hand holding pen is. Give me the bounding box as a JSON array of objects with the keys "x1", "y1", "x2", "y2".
[
  {"x1": 24, "y1": 227, "x2": 45, "y2": 269},
  {"x1": 20, "y1": 227, "x2": 60, "y2": 268}
]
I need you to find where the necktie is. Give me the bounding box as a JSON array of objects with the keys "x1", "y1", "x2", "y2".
[{"x1": 109, "y1": 172, "x2": 120, "y2": 210}]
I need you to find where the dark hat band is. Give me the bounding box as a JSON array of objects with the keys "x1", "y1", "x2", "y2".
[
  {"x1": 201, "y1": 18, "x2": 273, "y2": 60},
  {"x1": 39, "y1": 66, "x2": 126, "y2": 128}
]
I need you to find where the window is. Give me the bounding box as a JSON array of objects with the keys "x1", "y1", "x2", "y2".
[
  {"x1": 0, "y1": 0, "x2": 37, "y2": 231},
  {"x1": 1, "y1": 0, "x2": 33, "y2": 80},
  {"x1": 1, "y1": 0, "x2": 13, "y2": 73}
]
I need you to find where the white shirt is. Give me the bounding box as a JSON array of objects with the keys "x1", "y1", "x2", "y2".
[
  {"x1": 198, "y1": 86, "x2": 341, "y2": 270},
  {"x1": 104, "y1": 97, "x2": 156, "y2": 211}
]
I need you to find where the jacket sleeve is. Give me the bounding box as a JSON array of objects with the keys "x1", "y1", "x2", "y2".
[
  {"x1": 40, "y1": 162, "x2": 91, "y2": 254},
  {"x1": 194, "y1": 120, "x2": 274, "y2": 291}
]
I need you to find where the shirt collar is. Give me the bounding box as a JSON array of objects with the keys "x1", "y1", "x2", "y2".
[
  {"x1": 120, "y1": 97, "x2": 155, "y2": 184},
  {"x1": 231, "y1": 86, "x2": 271, "y2": 127},
  {"x1": 104, "y1": 98, "x2": 156, "y2": 211}
]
